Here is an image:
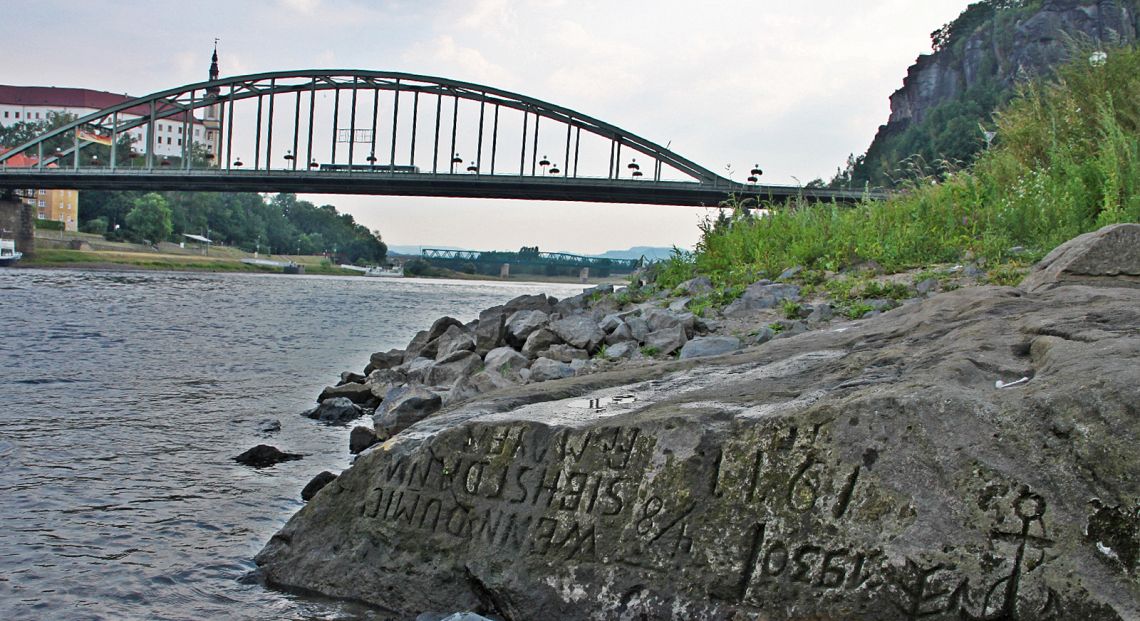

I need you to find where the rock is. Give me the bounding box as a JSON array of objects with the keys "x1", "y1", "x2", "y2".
[
  {"x1": 402, "y1": 330, "x2": 433, "y2": 363},
  {"x1": 434, "y1": 325, "x2": 476, "y2": 361},
  {"x1": 604, "y1": 341, "x2": 640, "y2": 360},
  {"x1": 752, "y1": 326, "x2": 776, "y2": 345},
  {"x1": 678, "y1": 335, "x2": 742, "y2": 359},
  {"x1": 484, "y1": 347, "x2": 530, "y2": 378},
  {"x1": 365, "y1": 349, "x2": 404, "y2": 374},
  {"x1": 256, "y1": 418, "x2": 281, "y2": 433},
  {"x1": 604, "y1": 321, "x2": 635, "y2": 346},
  {"x1": 302, "y1": 397, "x2": 364, "y2": 425},
  {"x1": 426, "y1": 316, "x2": 465, "y2": 342},
  {"x1": 862, "y1": 309, "x2": 883, "y2": 319},
  {"x1": 777, "y1": 265, "x2": 803, "y2": 281},
  {"x1": 401, "y1": 357, "x2": 436, "y2": 384},
  {"x1": 349, "y1": 426, "x2": 384, "y2": 454},
  {"x1": 548, "y1": 316, "x2": 605, "y2": 353},
  {"x1": 539, "y1": 344, "x2": 589, "y2": 363},
  {"x1": 300, "y1": 471, "x2": 337, "y2": 501},
  {"x1": 425, "y1": 351, "x2": 482, "y2": 387},
  {"x1": 503, "y1": 293, "x2": 554, "y2": 314},
  {"x1": 504, "y1": 310, "x2": 549, "y2": 348},
  {"x1": 317, "y1": 382, "x2": 376, "y2": 406},
  {"x1": 1021, "y1": 223, "x2": 1140, "y2": 292},
  {"x1": 552, "y1": 293, "x2": 588, "y2": 317},
  {"x1": 374, "y1": 386, "x2": 442, "y2": 435},
  {"x1": 599, "y1": 314, "x2": 625, "y2": 334},
  {"x1": 521, "y1": 328, "x2": 562, "y2": 359},
  {"x1": 964, "y1": 265, "x2": 986, "y2": 278},
  {"x1": 338, "y1": 371, "x2": 366, "y2": 385},
  {"x1": 864, "y1": 298, "x2": 896, "y2": 312},
  {"x1": 233, "y1": 444, "x2": 301, "y2": 469},
  {"x1": 916, "y1": 278, "x2": 939, "y2": 295},
  {"x1": 667, "y1": 297, "x2": 692, "y2": 313},
  {"x1": 257, "y1": 270, "x2": 1140, "y2": 620},
  {"x1": 807, "y1": 303, "x2": 834, "y2": 324},
  {"x1": 474, "y1": 306, "x2": 507, "y2": 356},
  {"x1": 528, "y1": 357, "x2": 574, "y2": 383},
  {"x1": 467, "y1": 369, "x2": 518, "y2": 394},
  {"x1": 642, "y1": 324, "x2": 687, "y2": 356},
  {"x1": 722, "y1": 281, "x2": 801, "y2": 318},
  {"x1": 367, "y1": 368, "x2": 408, "y2": 400},
  {"x1": 774, "y1": 319, "x2": 810, "y2": 338},
  {"x1": 625, "y1": 315, "x2": 650, "y2": 343},
  {"x1": 675, "y1": 276, "x2": 713, "y2": 296},
  {"x1": 569, "y1": 359, "x2": 589, "y2": 375}
]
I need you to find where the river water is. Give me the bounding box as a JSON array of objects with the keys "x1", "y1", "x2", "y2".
[{"x1": 0, "y1": 268, "x2": 588, "y2": 621}]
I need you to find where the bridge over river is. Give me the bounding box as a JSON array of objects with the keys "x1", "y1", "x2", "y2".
[{"x1": 0, "y1": 70, "x2": 877, "y2": 206}]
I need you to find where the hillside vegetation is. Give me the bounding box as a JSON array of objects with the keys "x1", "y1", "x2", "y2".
[{"x1": 656, "y1": 43, "x2": 1140, "y2": 291}]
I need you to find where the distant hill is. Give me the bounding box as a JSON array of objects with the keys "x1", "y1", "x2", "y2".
[{"x1": 587, "y1": 246, "x2": 679, "y2": 262}]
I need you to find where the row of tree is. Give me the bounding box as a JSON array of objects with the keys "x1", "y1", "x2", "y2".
[{"x1": 80, "y1": 191, "x2": 388, "y2": 264}]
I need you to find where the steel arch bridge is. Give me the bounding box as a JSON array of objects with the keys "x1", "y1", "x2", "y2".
[{"x1": 0, "y1": 70, "x2": 875, "y2": 206}]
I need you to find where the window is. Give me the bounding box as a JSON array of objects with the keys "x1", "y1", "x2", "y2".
[
  {"x1": 39, "y1": 189, "x2": 46, "y2": 195},
  {"x1": 14, "y1": 112, "x2": 19, "y2": 119},
  {"x1": 178, "y1": 127, "x2": 183, "y2": 135},
  {"x1": 177, "y1": 139, "x2": 182, "y2": 146},
  {"x1": 38, "y1": 200, "x2": 45, "y2": 207},
  {"x1": 167, "y1": 137, "x2": 172, "y2": 145}
]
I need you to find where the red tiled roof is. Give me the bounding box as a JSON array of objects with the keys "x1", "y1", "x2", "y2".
[
  {"x1": 0, "y1": 146, "x2": 56, "y2": 168},
  {"x1": 0, "y1": 85, "x2": 204, "y2": 123}
]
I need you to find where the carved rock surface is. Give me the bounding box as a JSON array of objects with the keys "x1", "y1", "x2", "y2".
[{"x1": 259, "y1": 283, "x2": 1139, "y2": 620}]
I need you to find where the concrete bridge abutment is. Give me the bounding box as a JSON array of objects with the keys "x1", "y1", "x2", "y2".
[{"x1": 0, "y1": 192, "x2": 35, "y2": 257}]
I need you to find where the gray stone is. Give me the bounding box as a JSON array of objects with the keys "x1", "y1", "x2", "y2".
[
  {"x1": 365, "y1": 349, "x2": 404, "y2": 374},
  {"x1": 349, "y1": 426, "x2": 384, "y2": 454},
  {"x1": 256, "y1": 418, "x2": 281, "y2": 433},
  {"x1": 302, "y1": 397, "x2": 364, "y2": 425},
  {"x1": 604, "y1": 321, "x2": 635, "y2": 346},
  {"x1": 752, "y1": 326, "x2": 776, "y2": 345},
  {"x1": 467, "y1": 369, "x2": 518, "y2": 394},
  {"x1": 521, "y1": 328, "x2": 562, "y2": 359},
  {"x1": 548, "y1": 316, "x2": 605, "y2": 353},
  {"x1": 675, "y1": 276, "x2": 713, "y2": 296},
  {"x1": 643, "y1": 324, "x2": 688, "y2": 356},
  {"x1": 603, "y1": 340, "x2": 640, "y2": 359},
  {"x1": 504, "y1": 293, "x2": 554, "y2": 313},
  {"x1": 402, "y1": 330, "x2": 433, "y2": 363},
  {"x1": 373, "y1": 386, "x2": 442, "y2": 435},
  {"x1": 862, "y1": 310, "x2": 883, "y2": 319},
  {"x1": 434, "y1": 325, "x2": 476, "y2": 361},
  {"x1": 552, "y1": 293, "x2": 588, "y2": 317},
  {"x1": 483, "y1": 347, "x2": 530, "y2": 377},
  {"x1": 807, "y1": 303, "x2": 834, "y2": 324},
  {"x1": 539, "y1": 344, "x2": 589, "y2": 363},
  {"x1": 426, "y1": 316, "x2": 465, "y2": 342},
  {"x1": 401, "y1": 357, "x2": 436, "y2": 384},
  {"x1": 504, "y1": 310, "x2": 549, "y2": 348},
  {"x1": 777, "y1": 265, "x2": 803, "y2": 281},
  {"x1": 474, "y1": 306, "x2": 507, "y2": 356},
  {"x1": 569, "y1": 359, "x2": 588, "y2": 375},
  {"x1": 339, "y1": 371, "x2": 367, "y2": 385},
  {"x1": 916, "y1": 278, "x2": 940, "y2": 295},
  {"x1": 678, "y1": 336, "x2": 742, "y2": 359},
  {"x1": 425, "y1": 351, "x2": 482, "y2": 387},
  {"x1": 599, "y1": 314, "x2": 625, "y2": 334},
  {"x1": 233, "y1": 444, "x2": 301, "y2": 469},
  {"x1": 625, "y1": 315, "x2": 650, "y2": 343},
  {"x1": 527, "y1": 357, "x2": 574, "y2": 383},
  {"x1": 865, "y1": 298, "x2": 896, "y2": 312},
  {"x1": 964, "y1": 265, "x2": 986, "y2": 278},
  {"x1": 722, "y1": 281, "x2": 801, "y2": 318},
  {"x1": 585, "y1": 284, "x2": 614, "y2": 297},
  {"x1": 1021, "y1": 223, "x2": 1140, "y2": 292},
  {"x1": 317, "y1": 382, "x2": 376, "y2": 406},
  {"x1": 774, "y1": 320, "x2": 810, "y2": 339},
  {"x1": 300, "y1": 471, "x2": 337, "y2": 501},
  {"x1": 667, "y1": 297, "x2": 692, "y2": 313}
]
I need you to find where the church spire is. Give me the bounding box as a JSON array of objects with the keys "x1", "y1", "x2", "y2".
[{"x1": 207, "y1": 39, "x2": 220, "y2": 96}]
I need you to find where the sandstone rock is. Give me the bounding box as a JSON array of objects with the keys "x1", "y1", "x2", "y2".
[
  {"x1": 425, "y1": 351, "x2": 482, "y2": 387},
  {"x1": 643, "y1": 324, "x2": 688, "y2": 356},
  {"x1": 504, "y1": 310, "x2": 549, "y2": 348},
  {"x1": 258, "y1": 278, "x2": 1140, "y2": 620},
  {"x1": 521, "y1": 328, "x2": 562, "y2": 359},
  {"x1": 365, "y1": 349, "x2": 404, "y2": 374},
  {"x1": 318, "y1": 382, "x2": 376, "y2": 406},
  {"x1": 539, "y1": 344, "x2": 589, "y2": 363},
  {"x1": 528, "y1": 357, "x2": 574, "y2": 383},
  {"x1": 484, "y1": 347, "x2": 530, "y2": 378},
  {"x1": 1021, "y1": 223, "x2": 1140, "y2": 292},
  {"x1": 374, "y1": 386, "x2": 442, "y2": 435},
  {"x1": 434, "y1": 325, "x2": 476, "y2": 361},
  {"x1": 722, "y1": 281, "x2": 801, "y2": 318},
  {"x1": 301, "y1": 471, "x2": 338, "y2": 501},
  {"x1": 349, "y1": 426, "x2": 383, "y2": 454},
  {"x1": 548, "y1": 316, "x2": 605, "y2": 353},
  {"x1": 233, "y1": 444, "x2": 301, "y2": 469},
  {"x1": 678, "y1": 335, "x2": 742, "y2": 359},
  {"x1": 302, "y1": 397, "x2": 364, "y2": 425}
]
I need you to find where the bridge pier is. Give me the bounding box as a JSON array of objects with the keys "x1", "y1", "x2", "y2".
[
  {"x1": 0, "y1": 192, "x2": 35, "y2": 258},
  {"x1": 579, "y1": 267, "x2": 589, "y2": 283},
  {"x1": 499, "y1": 263, "x2": 510, "y2": 279}
]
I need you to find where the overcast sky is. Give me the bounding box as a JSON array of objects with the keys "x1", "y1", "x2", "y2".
[{"x1": 4, "y1": 0, "x2": 972, "y2": 253}]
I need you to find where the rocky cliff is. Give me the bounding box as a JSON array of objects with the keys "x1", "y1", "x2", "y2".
[
  {"x1": 255, "y1": 225, "x2": 1140, "y2": 620},
  {"x1": 850, "y1": 0, "x2": 1140, "y2": 186}
]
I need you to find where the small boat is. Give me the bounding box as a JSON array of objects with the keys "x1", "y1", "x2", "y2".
[
  {"x1": 0, "y1": 238, "x2": 22, "y2": 266},
  {"x1": 363, "y1": 265, "x2": 403, "y2": 278}
]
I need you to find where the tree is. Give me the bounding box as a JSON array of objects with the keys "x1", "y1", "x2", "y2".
[{"x1": 124, "y1": 193, "x2": 173, "y2": 244}]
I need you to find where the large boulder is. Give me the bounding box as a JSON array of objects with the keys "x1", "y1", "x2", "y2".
[
  {"x1": 425, "y1": 351, "x2": 483, "y2": 388},
  {"x1": 434, "y1": 325, "x2": 476, "y2": 361},
  {"x1": 365, "y1": 349, "x2": 404, "y2": 374},
  {"x1": 504, "y1": 293, "x2": 554, "y2": 314},
  {"x1": 317, "y1": 382, "x2": 376, "y2": 406},
  {"x1": 302, "y1": 397, "x2": 364, "y2": 425},
  {"x1": 373, "y1": 386, "x2": 442, "y2": 435},
  {"x1": 474, "y1": 306, "x2": 507, "y2": 356},
  {"x1": 528, "y1": 357, "x2": 575, "y2": 383},
  {"x1": 259, "y1": 274, "x2": 1140, "y2": 619},
  {"x1": 300, "y1": 471, "x2": 338, "y2": 501},
  {"x1": 233, "y1": 444, "x2": 302, "y2": 469},
  {"x1": 722, "y1": 281, "x2": 801, "y2": 318},
  {"x1": 483, "y1": 347, "x2": 530, "y2": 379},
  {"x1": 504, "y1": 310, "x2": 549, "y2": 348},
  {"x1": 549, "y1": 316, "x2": 606, "y2": 353},
  {"x1": 1021, "y1": 223, "x2": 1140, "y2": 292},
  {"x1": 538, "y1": 344, "x2": 589, "y2": 363},
  {"x1": 678, "y1": 335, "x2": 742, "y2": 359},
  {"x1": 642, "y1": 324, "x2": 688, "y2": 356},
  {"x1": 520, "y1": 328, "x2": 562, "y2": 359}
]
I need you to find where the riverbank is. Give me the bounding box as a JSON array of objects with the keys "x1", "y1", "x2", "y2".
[{"x1": 256, "y1": 224, "x2": 1140, "y2": 620}]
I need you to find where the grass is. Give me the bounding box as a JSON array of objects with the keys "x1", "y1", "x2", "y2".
[{"x1": 652, "y1": 43, "x2": 1140, "y2": 293}]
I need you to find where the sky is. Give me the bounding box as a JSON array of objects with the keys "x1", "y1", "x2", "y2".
[{"x1": 3, "y1": 0, "x2": 973, "y2": 254}]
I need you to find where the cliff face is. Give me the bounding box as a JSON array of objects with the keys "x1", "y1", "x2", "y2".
[{"x1": 888, "y1": 0, "x2": 1138, "y2": 128}]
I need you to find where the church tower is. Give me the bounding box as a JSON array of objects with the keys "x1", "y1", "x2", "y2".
[{"x1": 203, "y1": 42, "x2": 222, "y2": 166}]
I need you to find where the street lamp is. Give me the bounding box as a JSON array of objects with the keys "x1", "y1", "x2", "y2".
[
  {"x1": 549, "y1": 163, "x2": 561, "y2": 175},
  {"x1": 539, "y1": 155, "x2": 550, "y2": 175},
  {"x1": 747, "y1": 165, "x2": 762, "y2": 184},
  {"x1": 466, "y1": 161, "x2": 478, "y2": 173},
  {"x1": 628, "y1": 159, "x2": 642, "y2": 178},
  {"x1": 451, "y1": 152, "x2": 463, "y2": 173}
]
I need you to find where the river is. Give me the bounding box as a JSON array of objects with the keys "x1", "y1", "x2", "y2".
[{"x1": 0, "y1": 268, "x2": 589, "y2": 621}]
